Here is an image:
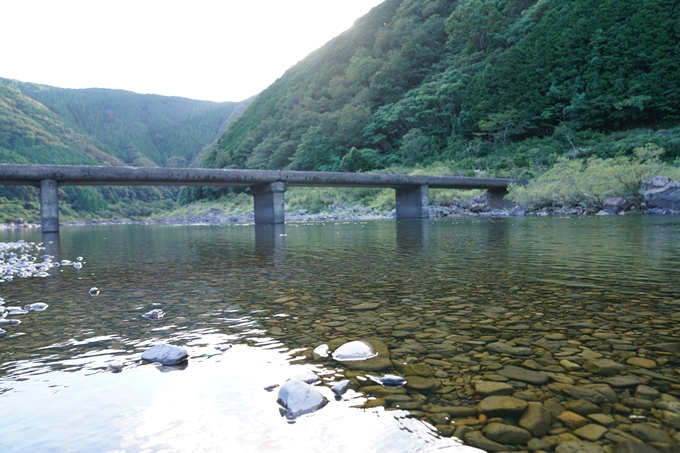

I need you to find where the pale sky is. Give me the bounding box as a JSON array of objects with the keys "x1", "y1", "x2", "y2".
[{"x1": 1, "y1": 0, "x2": 384, "y2": 103}]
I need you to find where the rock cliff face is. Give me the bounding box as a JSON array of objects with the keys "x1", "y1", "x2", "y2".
[{"x1": 642, "y1": 176, "x2": 680, "y2": 213}]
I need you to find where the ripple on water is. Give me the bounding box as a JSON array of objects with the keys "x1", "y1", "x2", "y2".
[{"x1": 0, "y1": 218, "x2": 678, "y2": 452}]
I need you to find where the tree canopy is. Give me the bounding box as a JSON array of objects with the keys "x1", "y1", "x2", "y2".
[{"x1": 198, "y1": 0, "x2": 680, "y2": 186}]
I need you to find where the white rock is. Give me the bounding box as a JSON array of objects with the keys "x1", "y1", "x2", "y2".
[
  {"x1": 141, "y1": 343, "x2": 188, "y2": 365},
  {"x1": 277, "y1": 380, "x2": 328, "y2": 421},
  {"x1": 332, "y1": 340, "x2": 378, "y2": 361}
]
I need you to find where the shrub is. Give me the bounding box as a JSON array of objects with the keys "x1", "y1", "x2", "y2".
[{"x1": 508, "y1": 143, "x2": 680, "y2": 210}]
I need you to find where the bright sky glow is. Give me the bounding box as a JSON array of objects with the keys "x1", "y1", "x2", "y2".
[{"x1": 1, "y1": 0, "x2": 384, "y2": 103}]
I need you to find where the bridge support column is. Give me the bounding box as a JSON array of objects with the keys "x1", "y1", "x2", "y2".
[
  {"x1": 395, "y1": 185, "x2": 429, "y2": 220},
  {"x1": 251, "y1": 182, "x2": 287, "y2": 224},
  {"x1": 486, "y1": 188, "x2": 511, "y2": 209},
  {"x1": 40, "y1": 179, "x2": 60, "y2": 233}
]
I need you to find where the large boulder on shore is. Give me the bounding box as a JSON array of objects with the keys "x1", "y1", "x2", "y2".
[
  {"x1": 603, "y1": 196, "x2": 631, "y2": 214},
  {"x1": 641, "y1": 176, "x2": 680, "y2": 211}
]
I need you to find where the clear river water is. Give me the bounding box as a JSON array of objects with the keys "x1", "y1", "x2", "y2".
[{"x1": 0, "y1": 216, "x2": 679, "y2": 452}]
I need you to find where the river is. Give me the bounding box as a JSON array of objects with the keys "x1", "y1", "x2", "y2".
[{"x1": 0, "y1": 216, "x2": 679, "y2": 452}]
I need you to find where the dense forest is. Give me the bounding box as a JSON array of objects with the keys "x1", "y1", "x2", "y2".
[
  {"x1": 192, "y1": 0, "x2": 679, "y2": 203},
  {"x1": 0, "y1": 78, "x2": 250, "y2": 220}
]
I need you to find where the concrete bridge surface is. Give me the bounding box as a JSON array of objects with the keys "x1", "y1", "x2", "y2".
[{"x1": 0, "y1": 164, "x2": 526, "y2": 233}]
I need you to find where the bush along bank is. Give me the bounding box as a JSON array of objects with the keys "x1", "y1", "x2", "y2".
[{"x1": 505, "y1": 144, "x2": 680, "y2": 217}]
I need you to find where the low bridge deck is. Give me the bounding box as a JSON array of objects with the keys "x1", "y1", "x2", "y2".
[{"x1": 0, "y1": 164, "x2": 526, "y2": 232}]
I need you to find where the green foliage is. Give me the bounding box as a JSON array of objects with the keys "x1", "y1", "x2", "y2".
[
  {"x1": 508, "y1": 144, "x2": 680, "y2": 210},
  {"x1": 197, "y1": 0, "x2": 679, "y2": 187},
  {"x1": 340, "y1": 147, "x2": 384, "y2": 172},
  {"x1": 63, "y1": 186, "x2": 108, "y2": 212},
  {"x1": 2, "y1": 78, "x2": 241, "y2": 166}
]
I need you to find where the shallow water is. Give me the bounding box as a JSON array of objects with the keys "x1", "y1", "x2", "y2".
[{"x1": 0, "y1": 216, "x2": 679, "y2": 452}]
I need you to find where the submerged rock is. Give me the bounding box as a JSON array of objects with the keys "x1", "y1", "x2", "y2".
[
  {"x1": 277, "y1": 380, "x2": 328, "y2": 421},
  {"x1": 141, "y1": 343, "x2": 188, "y2": 366},
  {"x1": 368, "y1": 374, "x2": 407, "y2": 388},
  {"x1": 142, "y1": 309, "x2": 165, "y2": 320},
  {"x1": 313, "y1": 344, "x2": 330, "y2": 359},
  {"x1": 341, "y1": 339, "x2": 392, "y2": 371},
  {"x1": 288, "y1": 372, "x2": 320, "y2": 385},
  {"x1": 331, "y1": 380, "x2": 351, "y2": 399},
  {"x1": 108, "y1": 362, "x2": 124, "y2": 373},
  {"x1": 332, "y1": 341, "x2": 378, "y2": 361}
]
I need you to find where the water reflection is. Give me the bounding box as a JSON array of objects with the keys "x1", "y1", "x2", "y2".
[
  {"x1": 41, "y1": 232, "x2": 60, "y2": 259},
  {"x1": 254, "y1": 224, "x2": 286, "y2": 267},
  {"x1": 0, "y1": 217, "x2": 679, "y2": 452},
  {"x1": 396, "y1": 220, "x2": 429, "y2": 252}
]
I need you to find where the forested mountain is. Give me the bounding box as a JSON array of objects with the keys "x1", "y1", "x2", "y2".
[
  {"x1": 0, "y1": 78, "x2": 250, "y2": 218},
  {"x1": 0, "y1": 82, "x2": 125, "y2": 166},
  {"x1": 199, "y1": 0, "x2": 680, "y2": 181},
  {"x1": 1, "y1": 77, "x2": 246, "y2": 168}
]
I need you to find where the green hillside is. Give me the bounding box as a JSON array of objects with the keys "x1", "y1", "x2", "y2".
[
  {"x1": 0, "y1": 82, "x2": 124, "y2": 166},
  {"x1": 3, "y1": 78, "x2": 242, "y2": 167},
  {"x1": 199, "y1": 0, "x2": 680, "y2": 184},
  {"x1": 0, "y1": 78, "x2": 249, "y2": 221}
]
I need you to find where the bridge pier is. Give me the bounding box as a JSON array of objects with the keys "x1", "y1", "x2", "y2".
[
  {"x1": 251, "y1": 182, "x2": 287, "y2": 224},
  {"x1": 486, "y1": 188, "x2": 511, "y2": 209},
  {"x1": 40, "y1": 179, "x2": 60, "y2": 233},
  {"x1": 395, "y1": 185, "x2": 429, "y2": 220}
]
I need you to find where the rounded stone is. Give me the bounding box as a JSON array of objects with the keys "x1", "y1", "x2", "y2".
[
  {"x1": 573, "y1": 424, "x2": 608, "y2": 441},
  {"x1": 482, "y1": 422, "x2": 532, "y2": 444},
  {"x1": 634, "y1": 384, "x2": 660, "y2": 401},
  {"x1": 630, "y1": 422, "x2": 673, "y2": 443},
  {"x1": 555, "y1": 441, "x2": 605, "y2": 453},
  {"x1": 141, "y1": 343, "x2": 189, "y2": 365},
  {"x1": 626, "y1": 357, "x2": 656, "y2": 369},
  {"x1": 464, "y1": 431, "x2": 506, "y2": 452},
  {"x1": 475, "y1": 380, "x2": 514, "y2": 396},
  {"x1": 519, "y1": 401, "x2": 552, "y2": 436},
  {"x1": 478, "y1": 395, "x2": 528, "y2": 415},
  {"x1": 332, "y1": 340, "x2": 377, "y2": 361},
  {"x1": 557, "y1": 411, "x2": 588, "y2": 429},
  {"x1": 404, "y1": 375, "x2": 437, "y2": 390},
  {"x1": 277, "y1": 380, "x2": 328, "y2": 421},
  {"x1": 497, "y1": 365, "x2": 549, "y2": 385},
  {"x1": 565, "y1": 399, "x2": 601, "y2": 416},
  {"x1": 582, "y1": 359, "x2": 626, "y2": 376},
  {"x1": 486, "y1": 342, "x2": 533, "y2": 356},
  {"x1": 602, "y1": 375, "x2": 647, "y2": 388}
]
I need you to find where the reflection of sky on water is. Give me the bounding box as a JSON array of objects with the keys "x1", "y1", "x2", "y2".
[{"x1": 1, "y1": 345, "x2": 479, "y2": 452}]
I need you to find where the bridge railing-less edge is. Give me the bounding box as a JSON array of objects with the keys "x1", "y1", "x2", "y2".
[{"x1": 0, "y1": 164, "x2": 526, "y2": 232}]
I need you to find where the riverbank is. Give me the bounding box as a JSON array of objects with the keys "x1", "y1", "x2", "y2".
[{"x1": 2, "y1": 201, "x2": 678, "y2": 231}]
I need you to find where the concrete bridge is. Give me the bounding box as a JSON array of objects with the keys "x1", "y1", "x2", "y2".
[{"x1": 0, "y1": 164, "x2": 526, "y2": 233}]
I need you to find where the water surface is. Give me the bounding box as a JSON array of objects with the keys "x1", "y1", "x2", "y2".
[{"x1": 0, "y1": 216, "x2": 679, "y2": 452}]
